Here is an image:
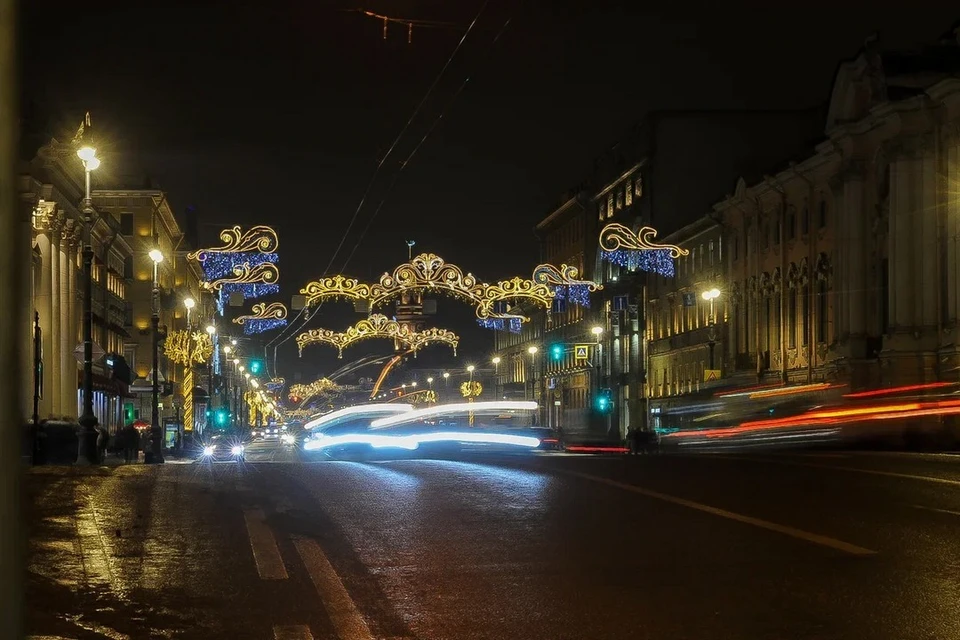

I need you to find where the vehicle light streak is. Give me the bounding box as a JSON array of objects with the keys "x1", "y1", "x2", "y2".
[
  {"x1": 302, "y1": 430, "x2": 541, "y2": 452},
  {"x1": 843, "y1": 382, "x2": 955, "y2": 398},
  {"x1": 304, "y1": 403, "x2": 414, "y2": 430},
  {"x1": 370, "y1": 400, "x2": 538, "y2": 429}
]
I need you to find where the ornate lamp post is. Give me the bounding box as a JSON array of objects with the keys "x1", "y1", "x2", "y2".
[
  {"x1": 701, "y1": 288, "x2": 721, "y2": 371},
  {"x1": 145, "y1": 248, "x2": 164, "y2": 464},
  {"x1": 491, "y1": 356, "x2": 501, "y2": 399},
  {"x1": 76, "y1": 146, "x2": 100, "y2": 465}
]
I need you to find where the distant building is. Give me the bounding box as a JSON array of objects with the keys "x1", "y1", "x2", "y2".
[{"x1": 92, "y1": 189, "x2": 207, "y2": 435}]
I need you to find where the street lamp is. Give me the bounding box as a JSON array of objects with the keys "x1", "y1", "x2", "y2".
[
  {"x1": 77, "y1": 146, "x2": 101, "y2": 464},
  {"x1": 411, "y1": 381, "x2": 417, "y2": 388},
  {"x1": 492, "y1": 356, "x2": 502, "y2": 400},
  {"x1": 183, "y1": 297, "x2": 196, "y2": 329},
  {"x1": 591, "y1": 325, "x2": 604, "y2": 341},
  {"x1": 146, "y1": 248, "x2": 164, "y2": 464},
  {"x1": 206, "y1": 324, "x2": 216, "y2": 335},
  {"x1": 427, "y1": 376, "x2": 434, "y2": 387},
  {"x1": 701, "y1": 288, "x2": 721, "y2": 371},
  {"x1": 527, "y1": 346, "x2": 538, "y2": 404}
]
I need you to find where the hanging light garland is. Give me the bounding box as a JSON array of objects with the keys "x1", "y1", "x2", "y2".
[
  {"x1": 598, "y1": 223, "x2": 688, "y2": 278},
  {"x1": 532, "y1": 263, "x2": 601, "y2": 308},
  {"x1": 477, "y1": 317, "x2": 522, "y2": 333}
]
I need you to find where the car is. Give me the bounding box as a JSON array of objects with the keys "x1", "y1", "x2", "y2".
[{"x1": 195, "y1": 433, "x2": 248, "y2": 462}]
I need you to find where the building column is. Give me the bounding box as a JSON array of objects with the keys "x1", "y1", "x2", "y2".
[
  {"x1": 49, "y1": 214, "x2": 62, "y2": 416},
  {"x1": 60, "y1": 223, "x2": 77, "y2": 419},
  {"x1": 841, "y1": 165, "x2": 866, "y2": 341},
  {"x1": 34, "y1": 207, "x2": 55, "y2": 419}
]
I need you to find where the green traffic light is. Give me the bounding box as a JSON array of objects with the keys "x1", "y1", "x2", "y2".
[
  {"x1": 550, "y1": 344, "x2": 563, "y2": 361},
  {"x1": 249, "y1": 359, "x2": 263, "y2": 375}
]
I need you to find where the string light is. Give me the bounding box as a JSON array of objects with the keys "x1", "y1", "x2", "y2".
[
  {"x1": 200, "y1": 252, "x2": 278, "y2": 281},
  {"x1": 602, "y1": 248, "x2": 676, "y2": 277},
  {"x1": 553, "y1": 284, "x2": 593, "y2": 307},
  {"x1": 244, "y1": 318, "x2": 289, "y2": 335},
  {"x1": 477, "y1": 317, "x2": 522, "y2": 333}
]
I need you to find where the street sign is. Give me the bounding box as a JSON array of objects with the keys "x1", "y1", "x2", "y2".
[
  {"x1": 574, "y1": 345, "x2": 589, "y2": 360},
  {"x1": 704, "y1": 369, "x2": 721, "y2": 382},
  {"x1": 74, "y1": 341, "x2": 105, "y2": 364}
]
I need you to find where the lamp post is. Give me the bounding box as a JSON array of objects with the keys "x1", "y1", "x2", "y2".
[
  {"x1": 206, "y1": 324, "x2": 216, "y2": 430},
  {"x1": 701, "y1": 288, "x2": 721, "y2": 371},
  {"x1": 491, "y1": 356, "x2": 501, "y2": 399},
  {"x1": 76, "y1": 146, "x2": 101, "y2": 465},
  {"x1": 146, "y1": 248, "x2": 164, "y2": 464}
]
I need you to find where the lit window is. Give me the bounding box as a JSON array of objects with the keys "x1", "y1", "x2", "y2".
[
  {"x1": 634, "y1": 174, "x2": 643, "y2": 197},
  {"x1": 607, "y1": 194, "x2": 614, "y2": 218},
  {"x1": 616, "y1": 191, "x2": 623, "y2": 210},
  {"x1": 625, "y1": 179, "x2": 633, "y2": 206}
]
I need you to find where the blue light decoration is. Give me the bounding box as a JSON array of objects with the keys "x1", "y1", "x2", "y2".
[
  {"x1": 597, "y1": 223, "x2": 688, "y2": 278},
  {"x1": 477, "y1": 317, "x2": 522, "y2": 333},
  {"x1": 199, "y1": 252, "x2": 278, "y2": 281},
  {"x1": 601, "y1": 248, "x2": 676, "y2": 277},
  {"x1": 552, "y1": 284, "x2": 592, "y2": 308},
  {"x1": 244, "y1": 317, "x2": 288, "y2": 335}
]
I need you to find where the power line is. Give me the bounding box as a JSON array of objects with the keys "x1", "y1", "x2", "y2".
[{"x1": 268, "y1": 0, "x2": 492, "y2": 358}]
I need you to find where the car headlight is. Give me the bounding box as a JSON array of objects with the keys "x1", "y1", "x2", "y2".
[
  {"x1": 231, "y1": 445, "x2": 244, "y2": 456},
  {"x1": 202, "y1": 445, "x2": 215, "y2": 456},
  {"x1": 281, "y1": 434, "x2": 295, "y2": 444}
]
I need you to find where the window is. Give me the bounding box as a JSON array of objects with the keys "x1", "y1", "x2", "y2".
[
  {"x1": 801, "y1": 206, "x2": 809, "y2": 235},
  {"x1": 732, "y1": 235, "x2": 739, "y2": 261},
  {"x1": 607, "y1": 194, "x2": 614, "y2": 218},
  {"x1": 762, "y1": 223, "x2": 769, "y2": 250},
  {"x1": 708, "y1": 241, "x2": 714, "y2": 265},
  {"x1": 801, "y1": 284, "x2": 809, "y2": 345},
  {"x1": 788, "y1": 290, "x2": 797, "y2": 348},
  {"x1": 625, "y1": 179, "x2": 633, "y2": 206},
  {"x1": 616, "y1": 191, "x2": 623, "y2": 210},
  {"x1": 774, "y1": 220, "x2": 781, "y2": 245},
  {"x1": 634, "y1": 174, "x2": 643, "y2": 197},
  {"x1": 787, "y1": 208, "x2": 796, "y2": 241},
  {"x1": 881, "y1": 258, "x2": 890, "y2": 333},
  {"x1": 613, "y1": 295, "x2": 629, "y2": 311},
  {"x1": 598, "y1": 203, "x2": 604, "y2": 221},
  {"x1": 119, "y1": 213, "x2": 134, "y2": 235},
  {"x1": 819, "y1": 200, "x2": 827, "y2": 228},
  {"x1": 817, "y1": 280, "x2": 828, "y2": 342}
]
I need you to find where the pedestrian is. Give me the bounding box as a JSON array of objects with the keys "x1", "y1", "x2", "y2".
[
  {"x1": 97, "y1": 426, "x2": 108, "y2": 462},
  {"x1": 123, "y1": 425, "x2": 138, "y2": 463}
]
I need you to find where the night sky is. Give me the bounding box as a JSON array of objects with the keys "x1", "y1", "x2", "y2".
[{"x1": 21, "y1": 2, "x2": 959, "y2": 383}]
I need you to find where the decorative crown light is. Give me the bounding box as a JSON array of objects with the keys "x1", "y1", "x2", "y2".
[
  {"x1": 598, "y1": 223, "x2": 688, "y2": 277},
  {"x1": 296, "y1": 313, "x2": 459, "y2": 359}
]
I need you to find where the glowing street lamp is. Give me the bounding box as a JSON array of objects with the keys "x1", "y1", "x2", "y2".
[
  {"x1": 206, "y1": 324, "x2": 216, "y2": 335},
  {"x1": 76, "y1": 144, "x2": 101, "y2": 464}
]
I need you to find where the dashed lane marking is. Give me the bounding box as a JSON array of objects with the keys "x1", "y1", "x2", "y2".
[
  {"x1": 273, "y1": 625, "x2": 314, "y2": 640},
  {"x1": 243, "y1": 509, "x2": 289, "y2": 580},
  {"x1": 565, "y1": 470, "x2": 877, "y2": 556},
  {"x1": 910, "y1": 504, "x2": 960, "y2": 517},
  {"x1": 293, "y1": 536, "x2": 375, "y2": 640}
]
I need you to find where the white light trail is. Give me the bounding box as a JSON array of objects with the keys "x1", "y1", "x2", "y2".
[{"x1": 369, "y1": 400, "x2": 538, "y2": 429}]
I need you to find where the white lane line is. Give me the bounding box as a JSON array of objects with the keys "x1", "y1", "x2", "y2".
[
  {"x1": 565, "y1": 470, "x2": 876, "y2": 556},
  {"x1": 293, "y1": 536, "x2": 374, "y2": 640},
  {"x1": 910, "y1": 504, "x2": 960, "y2": 517},
  {"x1": 243, "y1": 509, "x2": 289, "y2": 580},
  {"x1": 273, "y1": 625, "x2": 314, "y2": 640},
  {"x1": 713, "y1": 455, "x2": 960, "y2": 487}
]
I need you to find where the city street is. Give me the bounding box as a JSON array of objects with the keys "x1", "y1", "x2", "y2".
[{"x1": 24, "y1": 448, "x2": 960, "y2": 640}]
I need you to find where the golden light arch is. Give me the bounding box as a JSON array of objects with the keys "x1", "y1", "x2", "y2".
[{"x1": 296, "y1": 313, "x2": 460, "y2": 359}]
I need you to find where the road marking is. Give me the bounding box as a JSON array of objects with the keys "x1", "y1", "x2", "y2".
[
  {"x1": 273, "y1": 625, "x2": 314, "y2": 640},
  {"x1": 910, "y1": 504, "x2": 960, "y2": 517},
  {"x1": 293, "y1": 537, "x2": 374, "y2": 640},
  {"x1": 565, "y1": 470, "x2": 876, "y2": 556},
  {"x1": 712, "y1": 455, "x2": 960, "y2": 487},
  {"x1": 243, "y1": 509, "x2": 289, "y2": 580}
]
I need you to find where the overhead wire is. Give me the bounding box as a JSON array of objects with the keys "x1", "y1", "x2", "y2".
[{"x1": 265, "y1": 0, "x2": 493, "y2": 375}]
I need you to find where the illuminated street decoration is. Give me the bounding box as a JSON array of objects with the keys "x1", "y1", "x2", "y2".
[
  {"x1": 460, "y1": 381, "x2": 483, "y2": 398},
  {"x1": 533, "y1": 263, "x2": 601, "y2": 308},
  {"x1": 598, "y1": 223, "x2": 688, "y2": 277},
  {"x1": 182, "y1": 367, "x2": 195, "y2": 431},
  {"x1": 477, "y1": 317, "x2": 523, "y2": 333},
  {"x1": 288, "y1": 378, "x2": 341, "y2": 404},
  {"x1": 202, "y1": 261, "x2": 280, "y2": 292},
  {"x1": 164, "y1": 330, "x2": 214, "y2": 366},
  {"x1": 187, "y1": 225, "x2": 279, "y2": 258},
  {"x1": 296, "y1": 313, "x2": 459, "y2": 358},
  {"x1": 405, "y1": 327, "x2": 459, "y2": 357},
  {"x1": 233, "y1": 302, "x2": 289, "y2": 335},
  {"x1": 266, "y1": 377, "x2": 286, "y2": 394},
  {"x1": 300, "y1": 253, "x2": 553, "y2": 321}
]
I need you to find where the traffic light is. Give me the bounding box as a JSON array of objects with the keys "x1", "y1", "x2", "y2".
[
  {"x1": 595, "y1": 388, "x2": 613, "y2": 414},
  {"x1": 249, "y1": 359, "x2": 264, "y2": 375},
  {"x1": 549, "y1": 343, "x2": 563, "y2": 361},
  {"x1": 215, "y1": 409, "x2": 229, "y2": 427}
]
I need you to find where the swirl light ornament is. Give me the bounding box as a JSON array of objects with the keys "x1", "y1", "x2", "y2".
[
  {"x1": 187, "y1": 225, "x2": 279, "y2": 259},
  {"x1": 203, "y1": 261, "x2": 280, "y2": 292},
  {"x1": 598, "y1": 223, "x2": 689, "y2": 277},
  {"x1": 233, "y1": 302, "x2": 289, "y2": 335},
  {"x1": 532, "y1": 263, "x2": 601, "y2": 309},
  {"x1": 301, "y1": 275, "x2": 373, "y2": 304}
]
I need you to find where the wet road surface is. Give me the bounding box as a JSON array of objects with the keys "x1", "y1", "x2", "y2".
[{"x1": 24, "y1": 447, "x2": 960, "y2": 639}]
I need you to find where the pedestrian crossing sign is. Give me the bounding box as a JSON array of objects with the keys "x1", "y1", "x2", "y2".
[
  {"x1": 574, "y1": 345, "x2": 589, "y2": 360},
  {"x1": 704, "y1": 369, "x2": 721, "y2": 382}
]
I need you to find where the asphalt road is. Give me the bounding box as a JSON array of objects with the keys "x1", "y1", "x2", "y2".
[{"x1": 24, "y1": 445, "x2": 960, "y2": 639}]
